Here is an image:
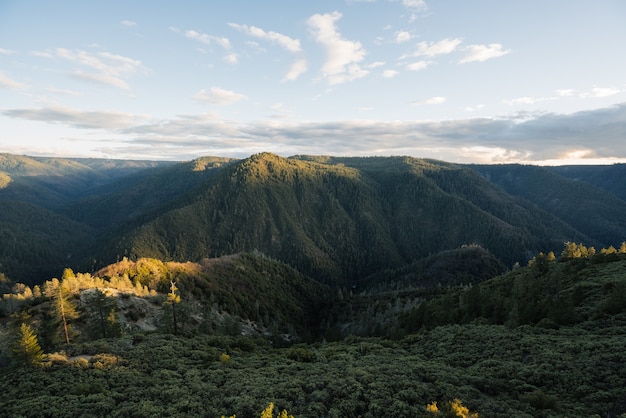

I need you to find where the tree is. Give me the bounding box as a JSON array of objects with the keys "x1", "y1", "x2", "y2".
[
  {"x1": 12, "y1": 323, "x2": 44, "y2": 366},
  {"x1": 86, "y1": 289, "x2": 120, "y2": 339},
  {"x1": 260, "y1": 402, "x2": 294, "y2": 418},
  {"x1": 163, "y1": 280, "x2": 181, "y2": 335},
  {"x1": 44, "y1": 278, "x2": 79, "y2": 345}
]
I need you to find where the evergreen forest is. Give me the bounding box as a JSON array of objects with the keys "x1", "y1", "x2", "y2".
[{"x1": 1, "y1": 152, "x2": 625, "y2": 417}]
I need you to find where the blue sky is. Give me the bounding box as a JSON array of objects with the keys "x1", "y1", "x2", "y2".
[{"x1": 1, "y1": 0, "x2": 625, "y2": 164}]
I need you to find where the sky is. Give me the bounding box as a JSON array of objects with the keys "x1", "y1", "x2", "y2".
[{"x1": 1, "y1": 0, "x2": 626, "y2": 165}]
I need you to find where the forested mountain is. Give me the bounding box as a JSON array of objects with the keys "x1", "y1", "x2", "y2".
[
  {"x1": 468, "y1": 164, "x2": 626, "y2": 247},
  {"x1": 550, "y1": 163, "x2": 626, "y2": 201},
  {"x1": 2, "y1": 151, "x2": 625, "y2": 286},
  {"x1": 2, "y1": 151, "x2": 626, "y2": 417},
  {"x1": 101, "y1": 153, "x2": 588, "y2": 285}
]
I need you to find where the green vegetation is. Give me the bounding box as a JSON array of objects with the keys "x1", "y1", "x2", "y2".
[
  {"x1": 2, "y1": 152, "x2": 626, "y2": 416},
  {"x1": 0, "y1": 245, "x2": 625, "y2": 417}
]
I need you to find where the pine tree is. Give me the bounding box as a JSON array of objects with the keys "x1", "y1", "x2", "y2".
[
  {"x1": 12, "y1": 323, "x2": 45, "y2": 366},
  {"x1": 44, "y1": 278, "x2": 79, "y2": 345},
  {"x1": 164, "y1": 280, "x2": 181, "y2": 335}
]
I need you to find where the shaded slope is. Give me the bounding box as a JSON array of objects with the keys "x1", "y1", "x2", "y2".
[
  {"x1": 111, "y1": 153, "x2": 587, "y2": 285},
  {"x1": 469, "y1": 164, "x2": 626, "y2": 247},
  {"x1": 550, "y1": 163, "x2": 626, "y2": 202},
  {"x1": 0, "y1": 200, "x2": 94, "y2": 284}
]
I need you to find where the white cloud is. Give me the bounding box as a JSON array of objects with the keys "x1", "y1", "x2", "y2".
[
  {"x1": 46, "y1": 86, "x2": 81, "y2": 96},
  {"x1": 2, "y1": 105, "x2": 151, "y2": 129},
  {"x1": 72, "y1": 70, "x2": 130, "y2": 90},
  {"x1": 400, "y1": 0, "x2": 429, "y2": 22},
  {"x1": 460, "y1": 43, "x2": 511, "y2": 63},
  {"x1": 229, "y1": 22, "x2": 306, "y2": 81},
  {"x1": 228, "y1": 23, "x2": 301, "y2": 53},
  {"x1": 121, "y1": 20, "x2": 137, "y2": 27},
  {"x1": 368, "y1": 61, "x2": 385, "y2": 69},
  {"x1": 283, "y1": 59, "x2": 308, "y2": 81},
  {"x1": 395, "y1": 31, "x2": 413, "y2": 43},
  {"x1": 0, "y1": 48, "x2": 15, "y2": 55},
  {"x1": 223, "y1": 53, "x2": 239, "y2": 65},
  {"x1": 0, "y1": 72, "x2": 29, "y2": 89},
  {"x1": 406, "y1": 60, "x2": 431, "y2": 71},
  {"x1": 307, "y1": 11, "x2": 369, "y2": 85},
  {"x1": 382, "y1": 69, "x2": 399, "y2": 78},
  {"x1": 556, "y1": 89, "x2": 576, "y2": 97},
  {"x1": 193, "y1": 87, "x2": 247, "y2": 105},
  {"x1": 402, "y1": 0, "x2": 428, "y2": 10},
  {"x1": 580, "y1": 87, "x2": 620, "y2": 98},
  {"x1": 465, "y1": 104, "x2": 485, "y2": 112},
  {"x1": 185, "y1": 30, "x2": 231, "y2": 49},
  {"x1": 44, "y1": 48, "x2": 148, "y2": 91},
  {"x1": 410, "y1": 96, "x2": 446, "y2": 106},
  {"x1": 503, "y1": 96, "x2": 555, "y2": 106},
  {"x1": 412, "y1": 38, "x2": 462, "y2": 57}
]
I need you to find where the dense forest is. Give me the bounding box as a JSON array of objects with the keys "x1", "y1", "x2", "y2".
[{"x1": 1, "y1": 152, "x2": 626, "y2": 417}]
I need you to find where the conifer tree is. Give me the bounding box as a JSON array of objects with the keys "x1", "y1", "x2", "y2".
[
  {"x1": 164, "y1": 280, "x2": 181, "y2": 335},
  {"x1": 44, "y1": 278, "x2": 79, "y2": 345},
  {"x1": 12, "y1": 323, "x2": 44, "y2": 366}
]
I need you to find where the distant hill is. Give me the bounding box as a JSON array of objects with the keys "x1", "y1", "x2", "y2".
[
  {"x1": 1, "y1": 152, "x2": 625, "y2": 286},
  {"x1": 468, "y1": 164, "x2": 626, "y2": 246},
  {"x1": 106, "y1": 153, "x2": 586, "y2": 285},
  {"x1": 549, "y1": 163, "x2": 626, "y2": 201}
]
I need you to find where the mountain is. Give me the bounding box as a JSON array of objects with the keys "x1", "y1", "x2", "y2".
[
  {"x1": 106, "y1": 153, "x2": 587, "y2": 286},
  {"x1": 0, "y1": 154, "x2": 178, "y2": 283},
  {"x1": 1, "y1": 152, "x2": 626, "y2": 287},
  {"x1": 468, "y1": 164, "x2": 626, "y2": 247},
  {"x1": 549, "y1": 163, "x2": 626, "y2": 201}
]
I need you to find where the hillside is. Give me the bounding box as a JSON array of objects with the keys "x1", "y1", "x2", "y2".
[
  {"x1": 107, "y1": 153, "x2": 587, "y2": 285},
  {"x1": 0, "y1": 249, "x2": 625, "y2": 417},
  {"x1": 1, "y1": 152, "x2": 626, "y2": 288},
  {"x1": 469, "y1": 164, "x2": 626, "y2": 247}
]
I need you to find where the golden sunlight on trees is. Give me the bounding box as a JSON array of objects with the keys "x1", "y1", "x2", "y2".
[
  {"x1": 44, "y1": 276, "x2": 79, "y2": 345},
  {"x1": 260, "y1": 402, "x2": 294, "y2": 418},
  {"x1": 12, "y1": 323, "x2": 44, "y2": 366},
  {"x1": 426, "y1": 399, "x2": 478, "y2": 418},
  {"x1": 164, "y1": 280, "x2": 181, "y2": 335}
]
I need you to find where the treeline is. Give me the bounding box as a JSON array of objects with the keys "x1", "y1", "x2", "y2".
[{"x1": 399, "y1": 242, "x2": 626, "y2": 333}]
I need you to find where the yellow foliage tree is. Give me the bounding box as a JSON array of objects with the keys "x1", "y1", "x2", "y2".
[
  {"x1": 260, "y1": 402, "x2": 294, "y2": 418},
  {"x1": 425, "y1": 399, "x2": 478, "y2": 418}
]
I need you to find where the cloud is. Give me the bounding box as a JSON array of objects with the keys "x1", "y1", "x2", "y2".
[
  {"x1": 228, "y1": 23, "x2": 301, "y2": 52},
  {"x1": 400, "y1": 0, "x2": 429, "y2": 21},
  {"x1": 283, "y1": 59, "x2": 308, "y2": 81},
  {"x1": 46, "y1": 86, "x2": 81, "y2": 96},
  {"x1": 460, "y1": 43, "x2": 511, "y2": 63},
  {"x1": 503, "y1": 96, "x2": 556, "y2": 106},
  {"x1": 0, "y1": 48, "x2": 15, "y2": 55},
  {"x1": 2, "y1": 105, "x2": 151, "y2": 129},
  {"x1": 307, "y1": 11, "x2": 369, "y2": 85},
  {"x1": 402, "y1": 0, "x2": 428, "y2": 10},
  {"x1": 121, "y1": 20, "x2": 137, "y2": 27},
  {"x1": 229, "y1": 22, "x2": 306, "y2": 81},
  {"x1": 382, "y1": 69, "x2": 399, "y2": 78},
  {"x1": 412, "y1": 38, "x2": 462, "y2": 57},
  {"x1": 406, "y1": 60, "x2": 432, "y2": 71},
  {"x1": 223, "y1": 53, "x2": 239, "y2": 65},
  {"x1": 38, "y1": 48, "x2": 148, "y2": 91},
  {"x1": 185, "y1": 30, "x2": 231, "y2": 49},
  {"x1": 192, "y1": 87, "x2": 247, "y2": 105},
  {"x1": 395, "y1": 31, "x2": 413, "y2": 43},
  {"x1": 6, "y1": 103, "x2": 625, "y2": 164},
  {"x1": 410, "y1": 96, "x2": 446, "y2": 106},
  {"x1": 0, "y1": 72, "x2": 29, "y2": 89},
  {"x1": 580, "y1": 87, "x2": 620, "y2": 98},
  {"x1": 556, "y1": 89, "x2": 576, "y2": 97}
]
